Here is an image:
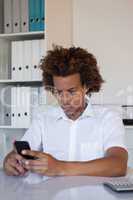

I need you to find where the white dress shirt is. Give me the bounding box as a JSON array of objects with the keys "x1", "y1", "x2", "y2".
[{"x1": 22, "y1": 101, "x2": 126, "y2": 162}]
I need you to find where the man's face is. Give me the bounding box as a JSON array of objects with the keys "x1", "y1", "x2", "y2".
[{"x1": 53, "y1": 73, "x2": 87, "y2": 120}]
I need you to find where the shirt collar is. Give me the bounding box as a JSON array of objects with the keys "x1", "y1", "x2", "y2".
[{"x1": 55, "y1": 95, "x2": 94, "y2": 121}]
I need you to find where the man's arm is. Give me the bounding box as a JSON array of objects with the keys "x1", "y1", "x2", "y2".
[
  {"x1": 58, "y1": 147, "x2": 128, "y2": 177},
  {"x1": 22, "y1": 147, "x2": 128, "y2": 177}
]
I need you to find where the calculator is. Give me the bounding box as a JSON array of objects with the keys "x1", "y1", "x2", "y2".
[{"x1": 103, "y1": 180, "x2": 133, "y2": 192}]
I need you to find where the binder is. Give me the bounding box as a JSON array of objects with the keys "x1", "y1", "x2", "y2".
[
  {"x1": 11, "y1": 87, "x2": 16, "y2": 127},
  {"x1": 12, "y1": 41, "x2": 23, "y2": 80},
  {"x1": 34, "y1": 0, "x2": 41, "y2": 31},
  {"x1": 4, "y1": 0, "x2": 13, "y2": 33},
  {"x1": 38, "y1": 39, "x2": 46, "y2": 80},
  {"x1": 0, "y1": 86, "x2": 4, "y2": 125},
  {"x1": 0, "y1": 0, "x2": 4, "y2": 33},
  {"x1": 40, "y1": 0, "x2": 45, "y2": 31},
  {"x1": 12, "y1": 0, "x2": 21, "y2": 33},
  {"x1": 15, "y1": 87, "x2": 23, "y2": 128},
  {"x1": 15, "y1": 86, "x2": 22, "y2": 128},
  {"x1": 23, "y1": 40, "x2": 32, "y2": 81},
  {"x1": 2, "y1": 40, "x2": 11, "y2": 79},
  {"x1": 11, "y1": 41, "x2": 17, "y2": 80},
  {"x1": 29, "y1": 0, "x2": 36, "y2": 31},
  {"x1": 31, "y1": 87, "x2": 39, "y2": 118},
  {"x1": 17, "y1": 41, "x2": 24, "y2": 81},
  {"x1": 31, "y1": 40, "x2": 41, "y2": 80},
  {"x1": 0, "y1": 39, "x2": 10, "y2": 79},
  {"x1": 20, "y1": 0, "x2": 29, "y2": 32},
  {"x1": 21, "y1": 87, "x2": 31, "y2": 128},
  {"x1": 40, "y1": 39, "x2": 46, "y2": 59},
  {"x1": 15, "y1": 87, "x2": 31, "y2": 128},
  {"x1": 4, "y1": 86, "x2": 11, "y2": 126}
]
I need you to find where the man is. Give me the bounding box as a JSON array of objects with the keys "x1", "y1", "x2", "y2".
[{"x1": 3, "y1": 46, "x2": 128, "y2": 177}]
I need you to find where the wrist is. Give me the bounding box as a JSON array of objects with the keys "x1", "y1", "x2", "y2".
[{"x1": 56, "y1": 160, "x2": 67, "y2": 176}]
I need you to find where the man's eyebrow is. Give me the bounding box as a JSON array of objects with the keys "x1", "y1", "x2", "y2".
[
  {"x1": 56, "y1": 87, "x2": 77, "y2": 92},
  {"x1": 67, "y1": 87, "x2": 77, "y2": 91}
]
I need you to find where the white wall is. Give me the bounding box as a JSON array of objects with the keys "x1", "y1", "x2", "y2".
[
  {"x1": 73, "y1": 0, "x2": 133, "y2": 105},
  {"x1": 46, "y1": 0, "x2": 72, "y2": 50}
]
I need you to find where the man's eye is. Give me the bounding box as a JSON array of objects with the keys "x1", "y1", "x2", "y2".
[{"x1": 69, "y1": 90, "x2": 76, "y2": 95}]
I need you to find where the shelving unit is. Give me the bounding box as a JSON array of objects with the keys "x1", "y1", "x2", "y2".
[{"x1": 0, "y1": 0, "x2": 45, "y2": 167}]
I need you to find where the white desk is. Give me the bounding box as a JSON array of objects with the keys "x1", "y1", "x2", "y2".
[{"x1": 0, "y1": 170, "x2": 133, "y2": 200}]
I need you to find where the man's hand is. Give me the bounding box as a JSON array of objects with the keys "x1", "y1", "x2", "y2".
[
  {"x1": 22, "y1": 150, "x2": 63, "y2": 176},
  {"x1": 3, "y1": 151, "x2": 27, "y2": 176}
]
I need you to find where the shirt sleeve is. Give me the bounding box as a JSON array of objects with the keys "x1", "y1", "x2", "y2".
[
  {"x1": 103, "y1": 110, "x2": 127, "y2": 152},
  {"x1": 21, "y1": 114, "x2": 44, "y2": 151}
]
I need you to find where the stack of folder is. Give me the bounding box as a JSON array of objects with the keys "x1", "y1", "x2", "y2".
[
  {"x1": 11, "y1": 39, "x2": 46, "y2": 81},
  {"x1": 0, "y1": 86, "x2": 46, "y2": 128},
  {"x1": 11, "y1": 86, "x2": 47, "y2": 128},
  {"x1": 0, "y1": 86, "x2": 11, "y2": 126},
  {"x1": 4, "y1": 0, "x2": 45, "y2": 33}
]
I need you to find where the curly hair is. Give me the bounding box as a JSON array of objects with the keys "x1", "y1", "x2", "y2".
[{"x1": 40, "y1": 45, "x2": 104, "y2": 94}]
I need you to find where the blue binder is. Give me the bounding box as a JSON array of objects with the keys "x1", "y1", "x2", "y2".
[
  {"x1": 40, "y1": 0, "x2": 45, "y2": 31},
  {"x1": 29, "y1": 0, "x2": 36, "y2": 31},
  {"x1": 34, "y1": 0, "x2": 41, "y2": 31}
]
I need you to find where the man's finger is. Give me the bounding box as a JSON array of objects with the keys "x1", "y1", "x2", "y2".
[
  {"x1": 9, "y1": 159, "x2": 25, "y2": 174},
  {"x1": 25, "y1": 164, "x2": 48, "y2": 172},
  {"x1": 22, "y1": 158, "x2": 48, "y2": 168},
  {"x1": 6, "y1": 165, "x2": 20, "y2": 176},
  {"x1": 21, "y1": 150, "x2": 46, "y2": 158},
  {"x1": 11, "y1": 152, "x2": 24, "y2": 161}
]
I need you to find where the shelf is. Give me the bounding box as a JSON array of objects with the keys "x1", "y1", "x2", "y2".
[
  {"x1": 0, "y1": 79, "x2": 43, "y2": 86},
  {"x1": 125, "y1": 126, "x2": 133, "y2": 129},
  {"x1": 0, "y1": 126, "x2": 27, "y2": 129},
  {"x1": 0, "y1": 31, "x2": 44, "y2": 41}
]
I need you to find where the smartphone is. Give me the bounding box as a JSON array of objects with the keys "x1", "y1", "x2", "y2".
[{"x1": 14, "y1": 141, "x2": 37, "y2": 160}]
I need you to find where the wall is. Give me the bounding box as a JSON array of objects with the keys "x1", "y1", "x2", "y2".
[
  {"x1": 73, "y1": 0, "x2": 133, "y2": 105},
  {"x1": 46, "y1": 0, "x2": 73, "y2": 50}
]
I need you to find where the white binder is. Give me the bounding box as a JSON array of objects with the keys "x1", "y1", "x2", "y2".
[
  {"x1": 40, "y1": 39, "x2": 47, "y2": 58},
  {"x1": 4, "y1": 86, "x2": 11, "y2": 126},
  {"x1": 11, "y1": 41, "x2": 23, "y2": 81},
  {"x1": 11, "y1": 87, "x2": 16, "y2": 128},
  {"x1": 11, "y1": 41, "x2": 18, "y2": 80},
  {"x1": 20, "y1": 0, "x2": 29, "y2": 32},
  {"x1": 16, "y1": 86, "x2": 22, "y2": 128},
  {"x1": 0, "y1": 39, "x2": 10, "y2": 79},
  {"x1": 16, "y1": 41, "x2": 23, "y2": 81},
  {"x1": 31, "y1": 40, "x2": 41, "y2": 81},
  {"x1": 4, "y1": 0, "x2": 13, "y2": 33},
  {"x1": 23, "y1": 40, "x2": 32, "y2": 81},
  {"x1": 21, "y1": 87, "x2": 31, "y2": 128},
  {"x1": 31, "y1": 87, "x2": 39, "y2": 118},
  {"x1": 12, "y1": 0, "x2": 21, "y2": 33},
  {"x1": 0, "y1": 85, "x2": 5, "y2": 125}
]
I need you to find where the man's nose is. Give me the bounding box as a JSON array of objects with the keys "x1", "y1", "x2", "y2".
[{"x1": 60, "y1": 92, "x2": 71, "y2": 105}]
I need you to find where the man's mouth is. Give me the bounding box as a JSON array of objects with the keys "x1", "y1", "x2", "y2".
[{"x1": 62, "y1": 106, "x2": 73, "y2": 113}]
